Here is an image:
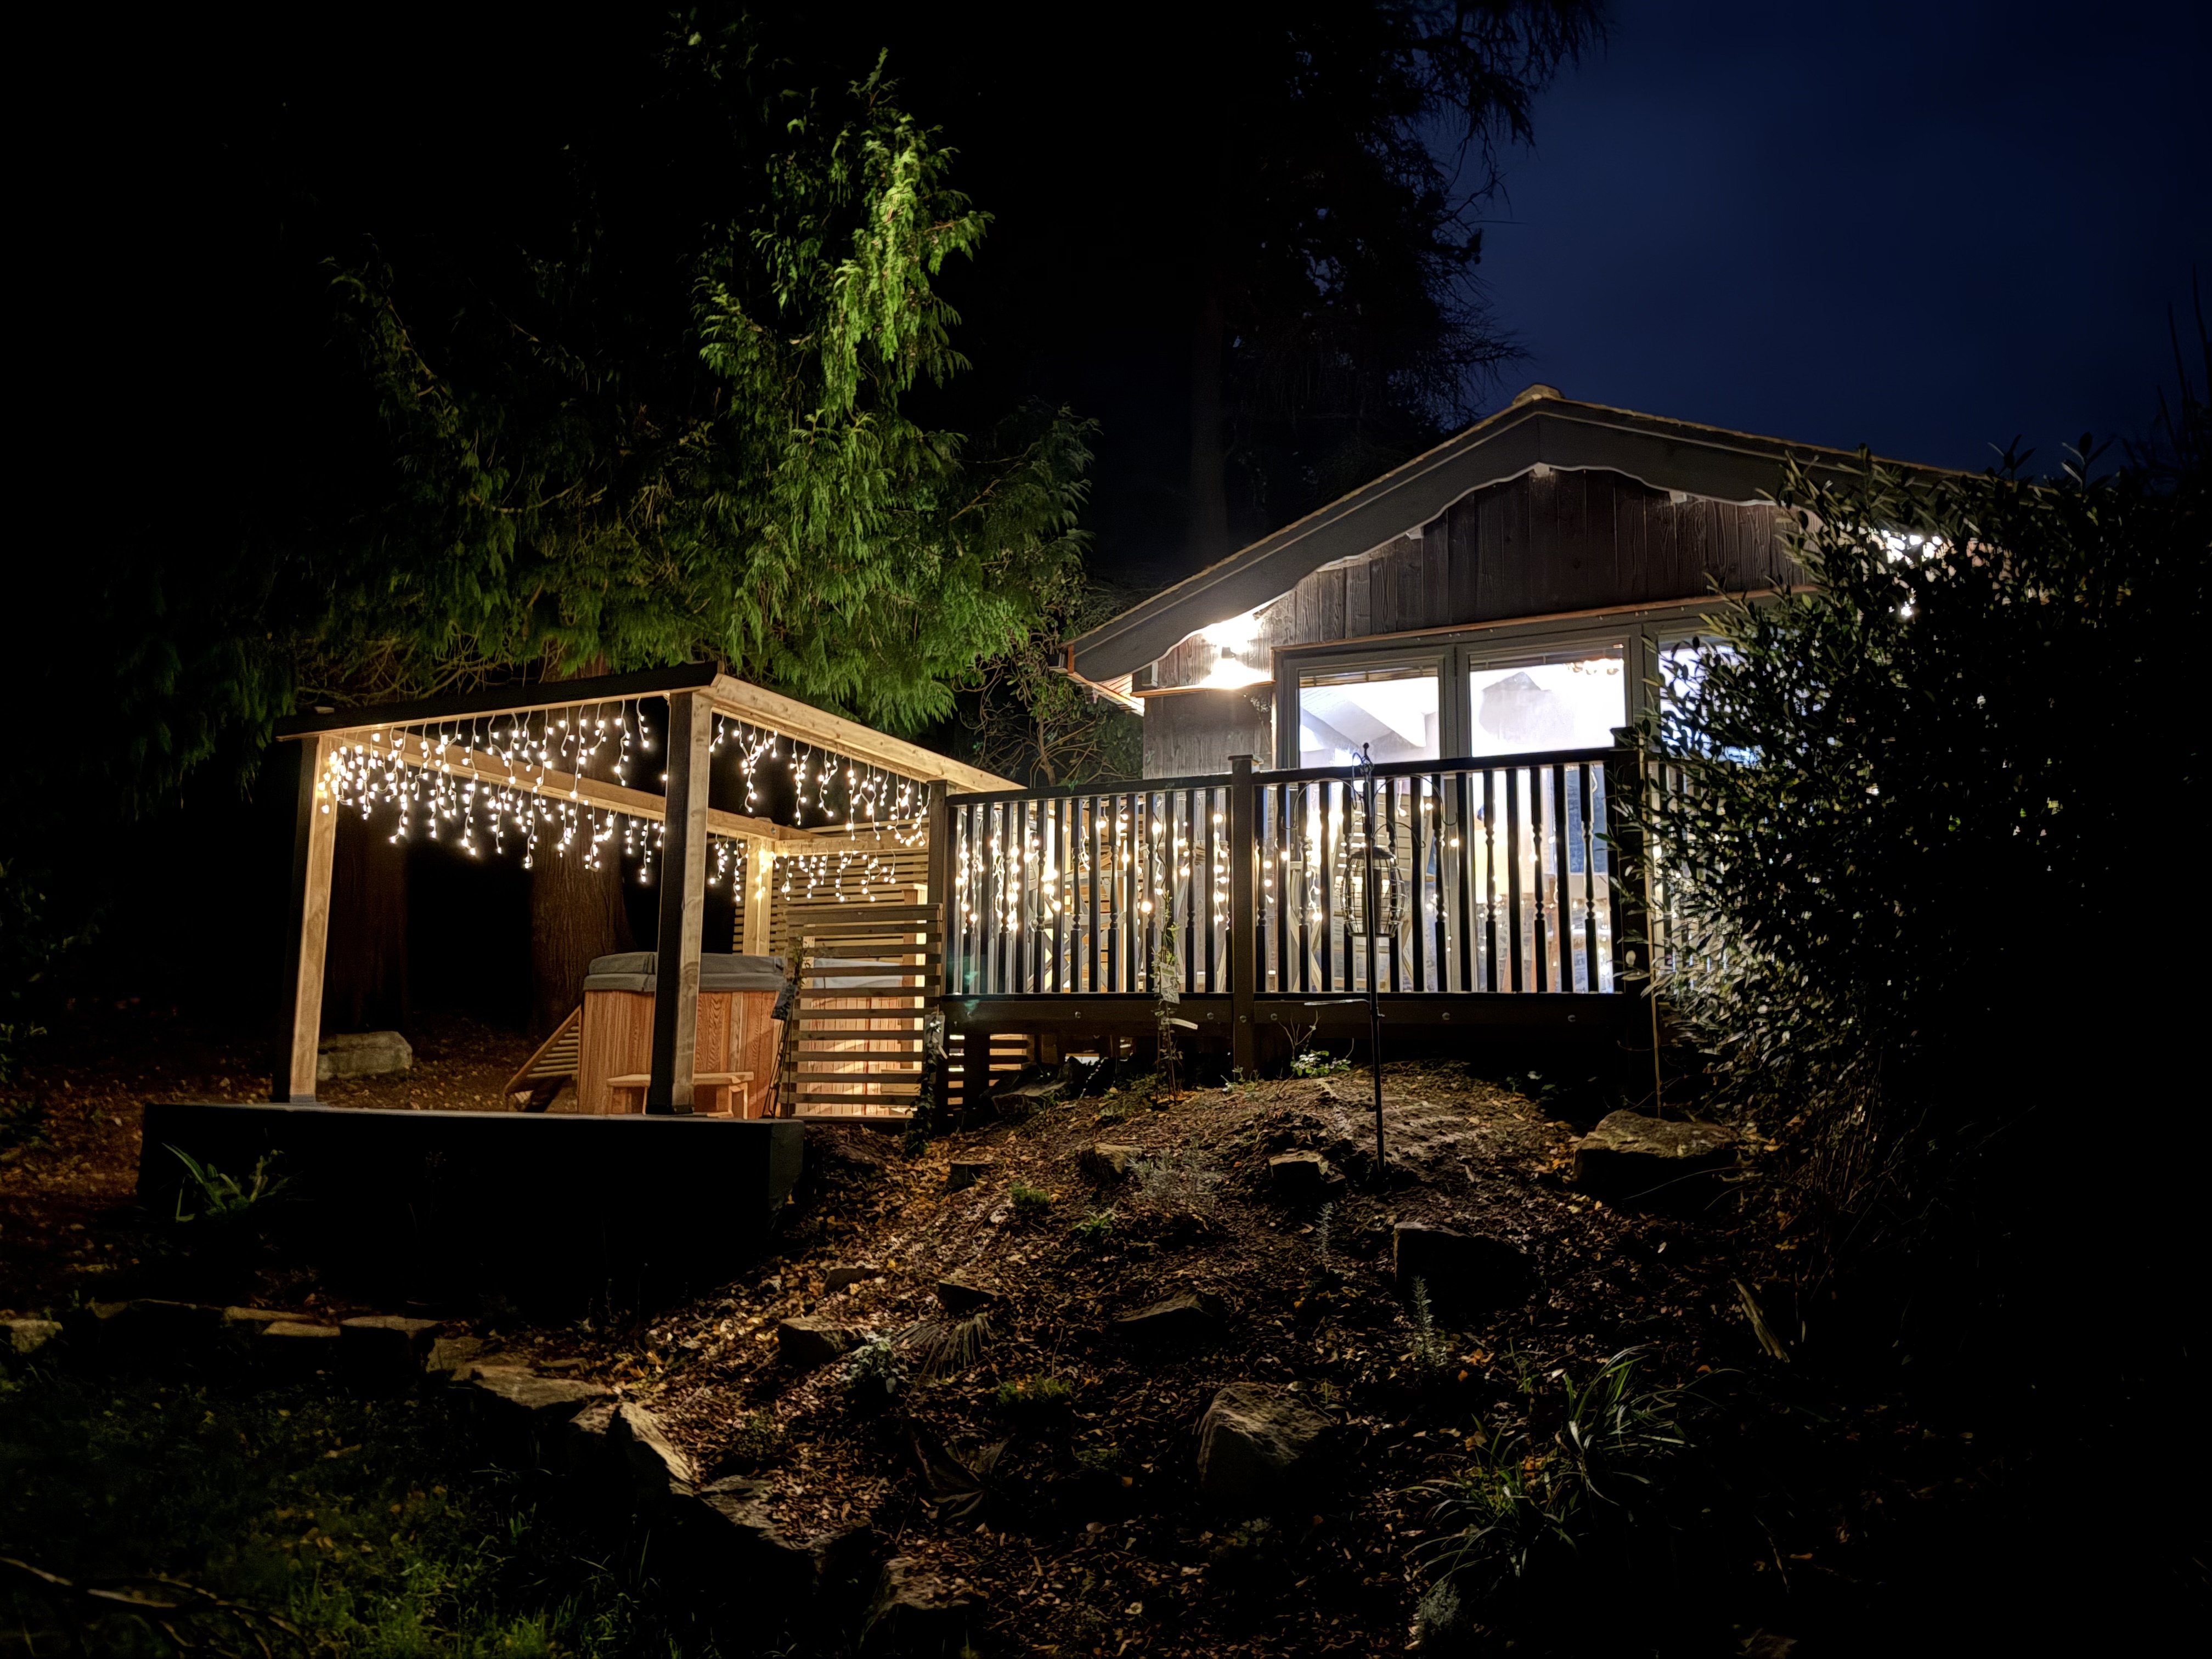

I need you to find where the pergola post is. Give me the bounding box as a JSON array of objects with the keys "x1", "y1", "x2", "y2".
[
  {"x1": 646, "y1": 690, "x2": 713, "y2": 1115},
  {"x1": 743, "y1": 836, "x2": 773, "y2": 958},
  {"x1": 275, "y1": 733, "x2": 337, "y2": 1103}
]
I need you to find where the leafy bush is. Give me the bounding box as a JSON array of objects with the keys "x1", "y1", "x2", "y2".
[
  {"x1": 1008, "y1": 1182, "x2": 1054, "y2": 1218},
  {"x1": 1628, "y1": 443, "x2": 2204, "y2": 1273},
  {"x1": 1290, "y1": 1047, "x2": 1351, "y2": 1079},
  {"x1": 844, "y1": 1338, "x2": 909, "y2": 1410},
  {"x1": 1416, "y1": 1348, "x2": 1702, "y2": 1604}
]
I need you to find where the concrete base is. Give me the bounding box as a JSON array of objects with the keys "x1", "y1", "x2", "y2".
[{"x1": 139, "y1": 1102, "x2": 803, "y2": 1311}]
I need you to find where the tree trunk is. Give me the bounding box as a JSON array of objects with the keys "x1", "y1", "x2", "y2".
[
  {"x1": 325, "y1": 811, "x2": 409, "y2": 1032},
  {"x1": 530, "y1": 848, "x2": 635, "y2": 1038},
  {"x1": 1186, "y1": 287, "x2": 1231, "y2": 563}
]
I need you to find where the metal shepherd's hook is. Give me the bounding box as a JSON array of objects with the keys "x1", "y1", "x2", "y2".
[{"x1": 1358, "y1": 743, "x2": 1387, "y2": 1186}]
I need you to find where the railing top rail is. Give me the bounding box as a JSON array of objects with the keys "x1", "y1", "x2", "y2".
[
  {"x1": 943, "y1": 747, "x2": 1634, "y2": 807},
  {"x1": 946, "y1": 772, "x2": 1240, "y2": 804},
  {"x1": 1263, "y1": 746, "x2": 1627, "y2": 786}
]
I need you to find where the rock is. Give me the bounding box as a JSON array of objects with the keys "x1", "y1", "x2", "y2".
[
  {"x1": 678, "y1": 1474, "x2": 814, "y2": 1575},
  {"x1": 1113, "y1": 1293, "x2": 1223, "y2": 1344},
  {"x1": 610, "y1": 1401, "x2": 697, "y2": 1504},
  {"x1": 778, "y1": 1317, "x2": 859, "y2": 1369},
  {"x1": 1572, "y1": 1111, "x2": 1736, "y2": 1205},
  {"x1": 560, "y1": 1399, "x2": 619, "y2": 1481},
  {"x1": 466, "y1": 1365, "x2": 611, "y2": 1421},
  {"x1": 1198, "y1": 1382, "x2": 1333, "y2": 1508},
  {"x1": 223, "y1": 1306, "x2": 292, "y2": 1335},
  {"x1": 340, "y1": 1315, "x2": 443, "y2": 1379},
  {"x1": 425, "y1": 1334, "x2": 486, "y2": 1379},
  {"x1": 2, "y1": 1317, "x2": 63, "y2": 1368},
  {"x1": 862, "y1": 1555, "x2": 977, "y2": 1655},
  {"x1": 258, "y1": 1320, "x2": 343, "y2": 1375},
  {"x1": 933, "y1": 1278, "x2": 1002, "y2": 1317},
  {"x1": 316, "y1": 1029, "x2": 413, "y2": 1081},
  {"x1": 1392, "y1": 1223, "x2": 1533, "y2": 1314},
  {"x1": 1267, "y1": 1150, "x2": 1338, "y2": 1198},
  {"x1": 946, "y1": 1158, "x2": 994, "y2": 1193},
  {"x1": 990, "y1": 1080, "x2": 1064, "y2": 1120},
  {"x1": 1079, "y1": 1143, "x2": 1142, "y2": 1184},
  {"x1": 826, "y1": 1265, "x2": 882, "y2": 1294}
]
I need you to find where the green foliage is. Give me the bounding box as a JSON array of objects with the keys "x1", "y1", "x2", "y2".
[
  {"x1": 1007, "y1": 1182, "x2": 1054, "y2": 1218},
  {"x1": 1071, "y1": 1443, "x2": 1124, "y2": 1477},
  {"x1": 1290, "y1": 1047, "x2": 1351, "y2": 1079},
  {"x1": 1072, "y1": 1208, "x2": 1116, "y2": 1246},
  {"x1": 1417, "y1": 1348, "x2": 1701, "y2": 1603},
  {"x1": 992, "y1": 1374, "x2": 1075, "y2": 1424},
  {"x1": 0, "y1": 859, "x2": 77, "y2": 1087},
  {"x1": 715, "y1": 1412, "x2": 788, "y2": 1472},
  {"x1": 844, "y1": 1336, "x2": 909, "y2": 1410},
  {"x1": 168, "y1": 1149, "x2": 290, "y2": 1224},
  {"x1": 1408, "y1": 1278, "x2": 1449, "y2": 1372},
  {"x1": 0, "y1": 1371, "x2": 707, "y2": 1657},
  {"x1": 960, "y1": 577, "x2": 1143, "y2": 787},
  {"x1": 1628, "y1": 440, "x2": 2204, "y2": 1255}
]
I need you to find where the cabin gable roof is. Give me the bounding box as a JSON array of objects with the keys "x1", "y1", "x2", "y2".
[{"x1": 1066, "y1": 392, "x2": 1949, "y2": 681}]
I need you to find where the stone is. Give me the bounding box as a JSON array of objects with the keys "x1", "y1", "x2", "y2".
[
  {"x1": 1267, "y1": 1150, "x2": 1336, "y2": 1197},
  {"x1": 1113, "y1": 1292, "x2": 1223, "y2": 1344},
  {"x1": 826, "y1": 1265, "x2": 882, "y2": 1294},
  {"x1": 560, "y1": 1399, "x2": 619, "y2": 1481},
  {"x1": 946, "y1": 1158, "x2": 994, "y2": 1193},
  {"x1": 610, "y1": 1401, "x2": 697, "y2": 1504},
  {"x1": 1572, "y1": 1111, "x2": 1736, "y2": 1204},
  {"x1": 861, "y1": 1555, "x2": 977, "y2": 1655},
  {"x1": 933, "y1": 1278, "x2": 1003, "y2": 1317},
  {"x1": 258, "y1": 1320, "x2": 343, "y2": 1375},
  {"x1": 340, "y1": 1315, "x2": 443, "y2": 1378},
  {"x1": 2, "y1": 1318, "x2": 63, "y2": 1368},
  {"x1": 1392, "y1": 1223, "x2": 1533, "y2": 1314},
  {"x1": 466, "y1": 1365, "x2": 611, "y2": 1421},
  {"x1": 223, "y1": 1305, "x2": 292, "y2": 1334},
  {"x1": 778, "y1": 1317, "x2": 859, "y2": 1369},
  {"x1": 1198, "y1": 1382, "x2": 1333, "y2": 1508},
  {"x1": 677, "y1": 1475, "x2": 814, "y2": 1578},
  {"x1": 425, "y1": 1335, "x2": 486, "y2": 1379},
  {"x1": 1079, "y1": 1143, "x2": 1142, "y2": 1184},
  {"x1": 316, "y1": 1029, "x2": 413, "y2": 1081},
  {"x1": 990, "y1": 1080, "x2": 1064, "y2": 1120}
]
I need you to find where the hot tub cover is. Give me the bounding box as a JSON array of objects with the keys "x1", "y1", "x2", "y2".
[{"x1": 583, "y1": 952, "x2": 787, "y2": 995}]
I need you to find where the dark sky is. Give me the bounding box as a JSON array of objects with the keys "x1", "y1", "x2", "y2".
[{"x1": 1469, "y1": 0, "x2": 2211, "y2": 472}]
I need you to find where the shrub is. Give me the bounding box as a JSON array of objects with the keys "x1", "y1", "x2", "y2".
[
  {"x1": 167, "y1": 1148, "x2": 288, "y2": 1223},
  {"x1": 1008, "y1": 1182, "x2": 1054, "y2": 1218},
  {"x1": 844, "y1": 1338, "x2": 908, "y2": 1410},
  {"x1": 1290, "y1": 1047, "x2": 1350, "y2": 1079}
]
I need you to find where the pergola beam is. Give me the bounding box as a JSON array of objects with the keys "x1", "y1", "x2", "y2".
[{"x1": 706, "y1": 675, "x2": 1013, "y2": 793}]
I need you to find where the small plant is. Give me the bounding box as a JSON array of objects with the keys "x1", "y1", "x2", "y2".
[
  {"x1": 994, "y1": 1374, "x2": 1076, "y2": 1424},
  {"x1": 1073, "y1": 1208, "x2": 1116, "y2": 1246},
  {"x1": 904, "y1": 1313, "x2": 992, "y2": 1380},
  {"x1": 1291, "y1": 1047, "x2": 1352, "y2": 1079},
  {"x1": 168, "y1": 1147, "x2": 289, "y2": 1223},
  {"x1": 1314, "y1": 1200, "x2": 1336, "y2": 1270},
  {"x1": 1409, "y1": 1277, "x2": 1449, "y2": 1372},
  {"x1": 1415, "y1": 1347, "x2": 1703, "y2": 1603},
  {"x1": 1009, "y1": 1182, "x2": 1054, "y2": 1219},
  {"x1": 1132, "y1": 1150, "x2": 1220, "y2": 1214},
  {"x1": 714, "y1": 1412, "x2": 789, "y2": 1471},
  {"x1": 1073, "y1": 1443, "x2": 1124, "y2": 1476},
  {"x1": 844, "y1": 1337, "x2": 908, "y2": 1410},
  {"x1": 0, "y1": 1094, "x2": 49, "y2": 1158}
]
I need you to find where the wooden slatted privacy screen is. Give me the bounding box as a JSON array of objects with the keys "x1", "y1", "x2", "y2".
[
  {"x1": 943, "y1": 749, "x2": 1629, "y2": 1002},
  {"x1": 773, "y1": 902, "x2": 938, "y2": 1118}
]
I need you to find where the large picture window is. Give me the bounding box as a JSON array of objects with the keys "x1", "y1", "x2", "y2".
[
  {"x1": 1297, "y1": 662, "x2": 1441, "y2": 769},
  {"x1": 1466, "y1": 646, "x2": 1625, "y2": 757}
]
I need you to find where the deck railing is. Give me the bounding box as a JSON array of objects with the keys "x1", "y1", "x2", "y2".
[{"x1": 943, "y1": 749, "x2": 1634, "y2": 1002}]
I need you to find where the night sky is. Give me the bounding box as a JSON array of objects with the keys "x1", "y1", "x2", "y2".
[{"x1": 1470, "y1": 0, "x2": 2210, "y2": 472}]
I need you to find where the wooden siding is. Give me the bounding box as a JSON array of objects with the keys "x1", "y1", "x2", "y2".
[
  {"x1": 1151, "y1": 469, "x2": 1796, "y2": 690},
  {"x1": 1141, "y1": 685, "x2": 1276, "y2": 780}
]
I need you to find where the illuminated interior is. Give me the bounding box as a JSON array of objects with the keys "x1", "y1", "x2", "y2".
[
  {"x1": 1466, "y1": 650, "x2": 1624, "y2": 757},
  {"x1": 1297, "y1": 665, "x2": 1440, "y2": 768}
]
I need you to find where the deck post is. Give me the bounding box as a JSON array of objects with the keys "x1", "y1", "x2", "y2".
[
  {"x1": 274, "y1": 733, "x2": 337, "y2": 1103},
  {"x1": 925, "y1": 781, "x2": 955, "y2": 1118},
  {"x1": 1606, "y1": 746, "x2": 1661, "y2": 1110},
  {"x1": 742, "y1": 835, "x2": 772, "y2": 957},
  {"x1": 647, "y1": 690, "x2": 712, "y2": 1115},
  {"x1": 1228, "y1": 754, "x2": 1257, "y2": 1076}
]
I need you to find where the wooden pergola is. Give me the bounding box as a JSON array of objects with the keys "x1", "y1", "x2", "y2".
[{"x1": 271, "y1": 664, "x2": 1012, "y2": 1111}]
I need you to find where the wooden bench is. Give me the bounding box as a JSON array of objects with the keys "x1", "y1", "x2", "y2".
[{"x1": 606, "y1": 1071, "x2": 754, "y2": 1116}]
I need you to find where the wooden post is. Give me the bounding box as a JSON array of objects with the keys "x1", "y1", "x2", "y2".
[
  {"x1": 646, "y1": 690, "x2": 712, "y2": 1115},
  {"x1": 275, "y1": 734, "x2": 337, "y2": 1103},
  {"x1": 742, "y1": 835, "x2": 773, "y2": 958},
  {"x1": 1228, "y1": 754, "x2": 1257, "y2": 1077},
  {"x1": 924, "y1": 781, "x2": 955, "y2": 1116}
]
